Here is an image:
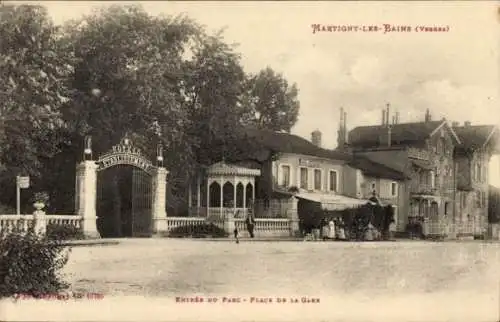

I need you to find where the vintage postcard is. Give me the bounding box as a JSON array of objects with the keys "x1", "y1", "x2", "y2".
[{"x1": 0, "y1": 1, "x2": 499, "y2": 321}]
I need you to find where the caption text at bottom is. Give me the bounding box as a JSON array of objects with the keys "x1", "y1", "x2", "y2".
[{"x1": 176, "y1": 296, "x2": 320, "y2": 304}]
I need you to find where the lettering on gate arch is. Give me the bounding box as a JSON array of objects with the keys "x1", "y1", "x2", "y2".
[{"x1": 96, "y1": 139, "x2": 154, "y2": 175}]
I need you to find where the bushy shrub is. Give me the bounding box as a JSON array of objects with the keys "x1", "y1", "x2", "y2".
[
  {"x1": 169, "y1": 223, "x2": 228, "y2": 238},
  {"x1": 0, "y1": 230, "x2": 70, "y2": 298},
  {"x1": 46, "y1": 223, "x2": 85, "y2": 241}
]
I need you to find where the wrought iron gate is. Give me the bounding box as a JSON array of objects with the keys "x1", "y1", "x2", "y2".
[
  {"x1": 131, "y1": 168, "x2": 153, "y2": 237},
  {"x1": 96, "y1": 165, "x2": 153, "y2": 238}
]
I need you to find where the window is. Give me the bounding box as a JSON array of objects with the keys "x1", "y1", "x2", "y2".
[
  {"x1": 444, "y1": 202, "x2": 449, "y2": 215},
  {"x1": 476, "y1": 191, "x2": 481, "y2": 208},
  {"x1": 280, "y1": 165, "x2": 291, "y2": 187},
  {"x1": 440, "y1": 137, "x2": 446, "y2": 155},
  {"x1": 430, "y1": 171, "x2": 435, "y2": 188},
  {"x1": 371, "y1": 182, "x2": 376, "y2": 192},
  {"x1": 391, "y1": 182, "x2": 398, "y2": 197},
  {"x1": 328, "y1": 170, "x2": 338, "y2": 192},
  {"x1": 477, "y1": 163, "x2": 482, "y2": 182},
  {"x1": 299, "y1": 167, "x2": 308, "y2": 190},
  {"x1": 314, "y1": 169, "x2": 322, "y2": 190},
  {"x1": 461, "y1": 193, "x2": 466, "y2": 208}
]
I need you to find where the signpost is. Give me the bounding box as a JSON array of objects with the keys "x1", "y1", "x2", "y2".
[{"x1": 16, "y1": 176, "x2": 30, "y2": 215}]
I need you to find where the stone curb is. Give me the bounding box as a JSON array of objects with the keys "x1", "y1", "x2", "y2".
[{"x1": 61, "y1": 240, "x2": 120, "y2": 247}]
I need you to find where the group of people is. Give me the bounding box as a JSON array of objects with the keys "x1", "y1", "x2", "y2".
[{"x1": 319, "y1": 217, "x2": 347, "y2": 241}]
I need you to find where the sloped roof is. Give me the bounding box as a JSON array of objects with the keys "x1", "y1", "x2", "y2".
[
  {"x1": 453, "y1": 125, "x2": 497, "y2": 150},
  {"x1": 348, "y1": 121, "x2": 444, "y2": 147},
  {"x1": 348, "y1": 155, "x2": 409, "y2": 181},
  {"x1": 242, "y1": 127, "x2": 352, "y2": 161},
  {"x1": 207, "y1": 161, "x2": 261, "y2": 177}
]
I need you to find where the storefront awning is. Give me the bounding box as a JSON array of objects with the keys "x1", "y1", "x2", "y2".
[{"x1": 295, "y1": 192, "x2": 373, "y2": 211}]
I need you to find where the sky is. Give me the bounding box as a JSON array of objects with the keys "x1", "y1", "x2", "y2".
[{"x1": 10, "y1": 1, "x2": 500, "y2": 186}]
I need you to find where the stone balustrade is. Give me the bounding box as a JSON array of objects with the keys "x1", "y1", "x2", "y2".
[
  {"x1": 235, "y1": 218, "x2": 291, "y2": 238},
  {"x1": 165, "y1": 217, "x2": 206, "y2": 231},
  {"x1": 0, "y1": 214, "x2": 82, "y2": 235},
  {"x1": 423, "y1": 221, "x2": 478, "y2": 239},
  {"x1": 0, "y1": 215, "x2": 36, "y2": 233},
  {"x1": 155, "y1": 216, "x2": 292, "y2": 237},
  {"x1": 46, "y1": 215, "x2": 83, "y2": 228}
]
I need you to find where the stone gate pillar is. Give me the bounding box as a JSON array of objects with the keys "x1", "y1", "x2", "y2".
[
  {"x1": 76, "y1": 161, "x2": 100, "y2": 239},
  {"x1": 152, "y1": 167, "x2": 168, "y2": 236},
  {"x1": 288, "y1": 196, "x2": 300, "y2": 237}
]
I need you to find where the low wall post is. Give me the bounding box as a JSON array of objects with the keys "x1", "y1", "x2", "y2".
[
  {"x1": 152, "y1": 167, "x2": 169, "y2": 236},
  {"x1": 33, "y1": 202, "x2": 47, "y2": 235},
  {"x1": 224, "y1": 212, "x2": 235, "y2": 237},
  {"x1": 288, "y1": 197, "x2": 300, "y2": 237}
]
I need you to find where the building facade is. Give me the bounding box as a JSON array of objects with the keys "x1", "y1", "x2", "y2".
[
  {"x1": 187, "y1": 126, "x2": 408, "y2": 221},
  {"x1": 346, "y1": 107, "x2": 500, "y2": 237}
]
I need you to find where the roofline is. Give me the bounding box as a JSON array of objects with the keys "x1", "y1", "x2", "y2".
[
  {"x1": 352, "y1": 146, "x2": 407, "y2": 152},
  {"x1": 429, "y1": 120, "x2": 462, "y2": 145},
  {"x1": 482, "y1": 126, "x2": 498, "y2": 149},
  {"x1": 349, "y1": 120, "x2": 442, "y2": 131},
  {"x1": 349, "y1": 156, "x2": 409, "y2": 180},
  {"x1": 277, "y1": 151, "x2": 351, "y2": 163}
]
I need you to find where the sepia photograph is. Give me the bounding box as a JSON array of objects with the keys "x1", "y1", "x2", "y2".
[{"x1": 0, "y1": 1, "x2": 499, "y2": 321}]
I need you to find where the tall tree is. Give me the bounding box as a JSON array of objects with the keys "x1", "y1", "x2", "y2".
[
  {"x1": 0, "y1": 4, "x2": 75, "y2": 210},
  {"x1": 241, "y1": 67, "x2": 300, "y2": 133},
  {"x1": 182, "y1": 31, "x2": 248, "y2": 168},
  {"x1": 60, "y1": 4, "x2": 203, "y2": 212}
]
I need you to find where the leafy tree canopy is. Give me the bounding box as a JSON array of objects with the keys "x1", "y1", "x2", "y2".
[
  {"x1": 0, "y1": 3, "x2": 301, "y2": 214},
  {"x1": 242, "y1": 67, "x2": 300, "y2": 133}
]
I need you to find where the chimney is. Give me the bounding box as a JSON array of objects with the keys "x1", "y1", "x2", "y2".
[
  {"x1": 382, "y1": 109, "x2": 386, "y2": 125},
  {"x1": 387, "y1": 126, "x2": 392, "y2": 147},
  {"x1": 343, "y1": 111, "x2": 347, "y2": 143},
  {"x1": 424, "y1": 109, "x2": 431, "y2": 122},
  {"x1": 385, "y1": 103, "x2": 390, "y2": 128},
  {"x1": 395, "y1": 111, "x2": 400, "y2": 124},
  {"x1": 311, "y1": 130, "x2": 322, "y2": 147},
  {"x1": 452, "y1": 121, "x2": 459, "y2": 127},
  {"x1": 464, "y1": 121, "x2": 471, "y2": 127},
  {"x1": 337, "y1": 107, "x2": 345, "y2": 150}
]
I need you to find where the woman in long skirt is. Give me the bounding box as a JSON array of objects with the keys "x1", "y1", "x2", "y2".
[
  {"x1": 328, "y1": 219, "x2": 336, "y2": 239},
  {"x1": 337, "y1": 218, "x2": 346, "y2": 240},
  {"x1": 321, "y1": 219, "x2": 329, "y2": 241}
]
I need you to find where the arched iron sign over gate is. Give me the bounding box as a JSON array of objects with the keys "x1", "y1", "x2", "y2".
[
  {"x1": 96, "y1": 138, "x2": 155, "y2": 175},
  {"x1": 74, "y1": 137, "x2": 168, "y2": 239}
]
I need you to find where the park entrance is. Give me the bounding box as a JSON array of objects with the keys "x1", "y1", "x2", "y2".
[
  {"x1": 75, "y1": 137, "x2": 168, "y2": 239},
  {"x1": 96, "y1": 165, "x2": 153, "y2": 237}
]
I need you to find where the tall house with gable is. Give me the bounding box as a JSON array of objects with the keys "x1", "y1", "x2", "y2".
[
  {"x1": 452, "y1": 123, "x2": 499, "y2": 235},
  {"x1": 345, "y1": 107, "x2": 500, "y2": 237}
]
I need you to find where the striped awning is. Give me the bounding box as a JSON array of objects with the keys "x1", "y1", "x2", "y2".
[{"x1": 295, "y1": 192, "x2": 372, "y2": 211}]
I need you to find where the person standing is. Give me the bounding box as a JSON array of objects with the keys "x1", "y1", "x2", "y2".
[
  {"x1": 328, "y1": 218, "x2": 336, "y2": 240},
  {"x1": 337, "y1": 218, "x2": 346, "y2": 240},
  {"x1": 321, "y1": 218, "x2": 329, "y2": 241},
  {"x1": 246, "y1": 214, "x2": 255, "y2": 238},
  {"x1": 389, "y1": 220, "x2": 396, "y2": 241},
  {"x1": 234, "y1": 225, "x2": 239, "y2": 243},
  {"x1": 246, "y1": 198, "x2": 256, "y2": 238}
]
